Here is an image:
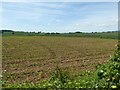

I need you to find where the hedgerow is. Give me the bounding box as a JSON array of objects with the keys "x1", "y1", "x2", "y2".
[{"x1": 96, "y1": 44, "x2": 120, "y2": 88}]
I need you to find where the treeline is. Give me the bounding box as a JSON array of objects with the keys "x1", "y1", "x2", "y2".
[
  {"x1": 1, "y1": 29, "x2": 118, "y2": 34},
  {"x1": 0, "y1": 30, "x2": 84, "y2": 36},
  {"x1": 1, "y1": 30, "x2": 14, "y2": 33},
  {"x1": 1, "y1": 30, "x2": 118, "y2": 39}
]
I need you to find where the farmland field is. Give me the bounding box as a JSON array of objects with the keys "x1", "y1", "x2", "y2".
[{"x1": 2, "y1": 36, "x2": 118, "y2": 86}]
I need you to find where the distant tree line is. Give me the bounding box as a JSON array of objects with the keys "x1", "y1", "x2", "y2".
[
  {"x1": 1, "y1": 30, "x2": 14, "y2": 33},
  {"x1": 1, "y1": 29, "x2": 118, "y2": 36},
  {"x1": 0, "y1": 30, "x2": 14, "y2": 34}
]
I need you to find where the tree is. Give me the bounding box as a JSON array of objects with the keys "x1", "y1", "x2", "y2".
[{"x1": 75, "y1": 31, "x2": 82, "y2": 33}]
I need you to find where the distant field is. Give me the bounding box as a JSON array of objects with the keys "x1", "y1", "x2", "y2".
[
  {"x1": 2, "y1": 36, "x2": 118, "y2": 86},
  {"x1": 2, "y1": 31, "x2": 118, "y2": 39}
]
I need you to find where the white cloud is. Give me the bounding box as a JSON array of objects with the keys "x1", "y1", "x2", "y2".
[
  {"x1": 32, "y1": 2, "x2": 68, "y2": 9},
  {"x1": 55, "y1": 19, "x2": 63, "y2": 22},
  {"x1": 63, "y1": 14, "x2": 118, "y2": 32},
  {"x1": 2, "y1": 2, "x2": 67, "y2": 16},
  {"x1": 2, "y1": 3, "x2": 67, "y2": 22}
]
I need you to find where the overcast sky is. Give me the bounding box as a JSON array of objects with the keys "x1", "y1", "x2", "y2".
[{"x1": 1, "y1": 2, "x2": 118, "y2": 33}]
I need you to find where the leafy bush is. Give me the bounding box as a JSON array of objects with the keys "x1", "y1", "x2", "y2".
[
  {"x1": 40, "y1": 67, "x2": 72, "y2": 88},
  {"x1": 39, "y1": 67, "x2": 97, "y2": 88},
  {"x1": 96, "y1": 44, "x2": 120, "y2": 88}
]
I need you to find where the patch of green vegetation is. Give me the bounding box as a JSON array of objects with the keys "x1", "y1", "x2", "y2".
[
  {"x1": 96, "y1": 44, "x2": 120, "y2": 88},
  {"x1": 1, "y1": 30, "x2": 118, "y2": 39},
  {"x1": 58, "y1": 32, "x2": 118, "y2": 39},
  {"x1": 2, "y1": 67, "x2": 97, "y2": 88}
]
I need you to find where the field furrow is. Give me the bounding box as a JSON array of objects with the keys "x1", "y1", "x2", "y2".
[{"x1": 2, "y1": 36, "x2": 117, "y2": 84}]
